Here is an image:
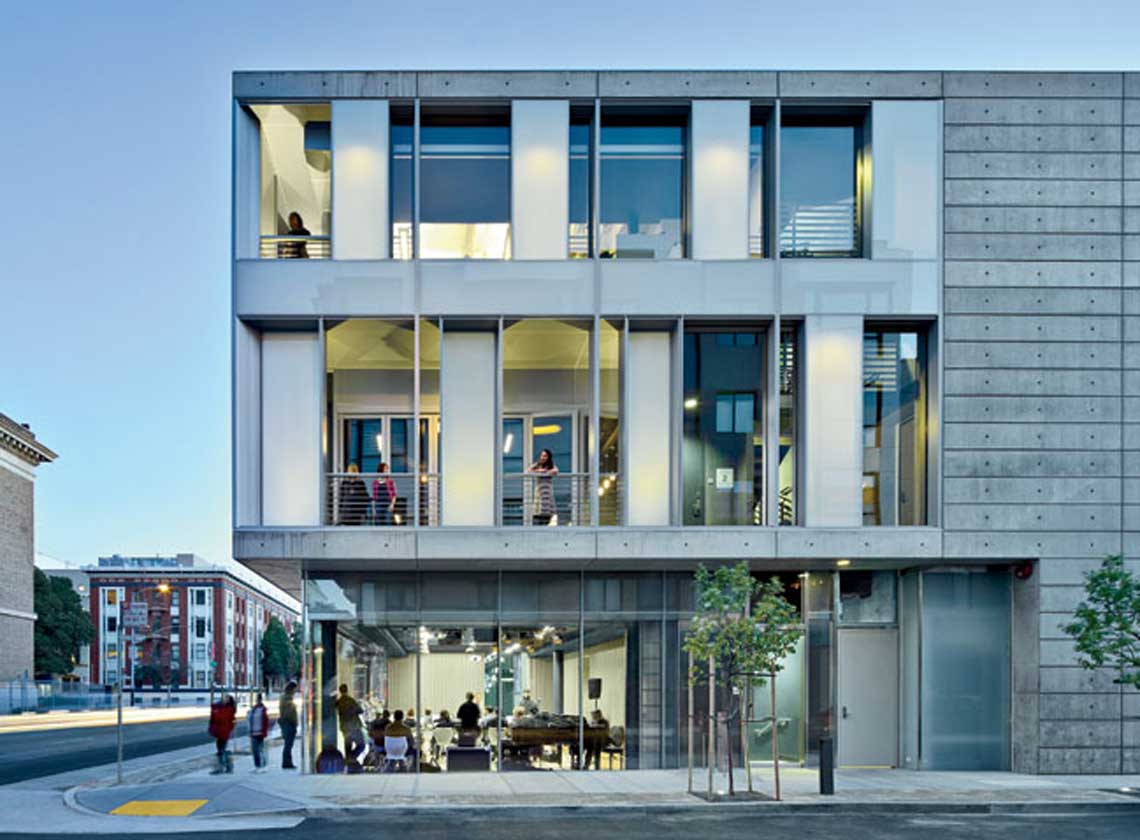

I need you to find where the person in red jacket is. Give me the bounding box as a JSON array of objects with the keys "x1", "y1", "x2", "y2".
[
  {"x1": 247, "y1": 693, "x2": 270, "y2": 771},
  {"x1": 208, "y1": 694, "x2": 237, "y2": 774}
]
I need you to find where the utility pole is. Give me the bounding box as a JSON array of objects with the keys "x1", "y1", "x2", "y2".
[{"x1": 116, "y1": 646, "x2": 125, "y2": 785}]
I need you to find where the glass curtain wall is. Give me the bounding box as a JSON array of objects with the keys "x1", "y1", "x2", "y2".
[
  {"x1": 682, "y1": 326, "x2": 766, "y2": 526},
  {"x1": 252, "y1": 103, "x2": 331, "y2": 258},
  {"x1": 324, "y1": 320, "x2": 440, "y2": 526},
  {"x1": 748, "y1": 110, "x2": 768, "y2": 258},
  {"x1": 862, "y1": 328, "x2": 928, "y2": 526},
  {"x1": 501, "y1": 320, "x2": 592, "y2": 526},
  {"x1": 598, "y1": 319, "x2": 623, "y2": 525},
  {"x1": 419, "y1": 105, "x2": 511, "y2": 259},
  {"x1": 390, "y1": 104, "x2": 414, "y2": 260},
  {"x1": 569, "y1": 105, "x2": 593, "y2": 258},
  {"x1": 779, "y1": 111, "x2": 864, "y2": 258},
  {"x1": 599, "y1": 106, "x2": 686, "y2": 259},
  {"x1": 778, "y1": 326, "x2": 798, "y2": 525},
  {"x1": 749, "y1": 574, "x2": 806, "y2": 764}
]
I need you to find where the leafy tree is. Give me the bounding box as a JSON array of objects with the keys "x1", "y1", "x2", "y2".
[
  {"x1": 683, "y1": 562, "x2": 801, "y2": 799},
  {"x1": 260, "y1": 616, "x2": 293, "y2": 687},
  {"x1": 33, "y1": 569, "x2": 95, "y2": 678},
  {"x1": 1064, "y1": 555, "x2": 1140, "y2": 690},
  {"x1": 133, "y1": 663, "x2": 163, "y2": 689},
  {"x1": 289, "y1": 621, "x2": 304, "y2": 679}
]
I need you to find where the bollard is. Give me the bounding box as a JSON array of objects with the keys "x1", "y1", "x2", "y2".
[{"x1": 819, "y1": 736, "x2": 835, "y2": 795}]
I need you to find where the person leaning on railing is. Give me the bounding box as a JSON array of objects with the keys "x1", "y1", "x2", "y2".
[
  {"x1": 278, "y1": 211, "x2": 311, "y2": 258},
  {"x1": 339, "y1": 463, "x2": 371, "y2": 526},
  {"x1": 372, "y1": 462, "x2": 398, "y2": 525},
  {"x1": 527, "y1": 449, "x2": 559, "y2": 526}
]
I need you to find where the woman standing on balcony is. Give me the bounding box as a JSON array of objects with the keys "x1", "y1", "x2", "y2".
[
  {"x1": 339, "y1": 463, "x2": 371, "y2": 526},
  {"x1": 528, "y1": 448, "x2": 559, "y2": 526},
  {"x1": 372, "y1": 462, "x2": 398, "y2": 526}
]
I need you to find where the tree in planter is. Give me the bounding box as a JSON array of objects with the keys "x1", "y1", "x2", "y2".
[
  {"x1": 683, "y1": 562, "x2": 802, "y2": 799},
  {"x1": 33, "y1": 569, "x2": 95, "y2": 679},
  {"x1": 1063, "y1": 555, "x2": 1140, "y2": 691},
  {"x1": 261, "y1": 616, "x2": 294, "y2": 689}
]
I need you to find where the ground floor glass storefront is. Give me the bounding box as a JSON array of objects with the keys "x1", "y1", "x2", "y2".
[{"x1": 299, "y1": 567, "x2": 1012, "y2": 775}]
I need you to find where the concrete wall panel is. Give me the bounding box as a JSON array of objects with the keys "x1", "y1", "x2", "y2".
[
  {"x1": 944, "y1": 341, "x2": 1119, "y2": 369},
  {"x1": 945, "y1": 125, "x2": 1122, "y2": 153},
  {"x1": 598, "y1": 71, "x2": 777, "y2": 98},
  {"x1": 944, "y1": 72, "x2": 1122, "y2": 98},
  {"x1": 943, "y1": 395, "x2": 1120, "y2": 423},
  {"x1": 946, "y1": 152, "x2": 1121, "y2": 180},
  {"x1": 778, "y1": 71, "x2": 941, "y2": 97},
  {"x1": 945, "y1": 207, "x2": 1122, "y2": 235},
  {"x1": 944, "y1": 477, "x2": 1120, "y2": 504},
  {"x1": 943, "y1": 368, "x2": 1121, "y2": 396},
  {"x1": 944, "y1": 504, "x2": 1118, "y2": 531},
  {"x1": 945, "y1": 261, "x2": 1120, "y2": 288},
  {"x1": 943, "y1": 451, "x2": 1120, "y2": 478},
  {"x1": 944, "y1": 98, "x2": 1122, "y2": 125},
  {"x1": 944, "y1": 423, "x2": 1120, "y2": 450},
  {"x1": 945, "y1": 233, "x2": 1121, "y2": 261},
  {"x1": 944, "y1": 315, "x2": 1120, "y2": 342},
  {"x1": 945, "y1": 178, "x2": 1122, "y2": 206}
]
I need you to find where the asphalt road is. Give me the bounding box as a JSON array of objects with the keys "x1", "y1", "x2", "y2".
[
  {"x1": 0, "y1": 716, "x2": 248, "y2": 785},
  {"x1": 4, "y1": 810, "x2": 1140, "y2": 839}
]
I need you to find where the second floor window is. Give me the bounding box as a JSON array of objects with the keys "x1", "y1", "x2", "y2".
[
  {"x1": 599, "y1": 107, "x2": 686, "y2": 259},
  {"x1": 780, "y1": 111, "x2": 864, "y2": 258},
  {"x1": 419, "y1": 106, "x2": 511, "y2": 259}
]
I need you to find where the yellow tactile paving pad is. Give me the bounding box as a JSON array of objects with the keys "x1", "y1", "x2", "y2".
[{"x1": 110, "y1": 799, "x2": 209, "y2": 817}]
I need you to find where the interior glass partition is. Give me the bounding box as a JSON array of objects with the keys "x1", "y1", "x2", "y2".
[
  {"x1": 805, "y1": 572, "x2": 835, "y2": 755},
  {"x1": 599, "y1": 105, "x2": 687, "y2": 259},
  {"x1": 862, "y1": 327, "x2": 929, "y2": 526},
  {"x1": 778, "y1": 326, "x2": 798, "y2": 525},
  {"x1": 748, "y1": 112, "x2": 767, "y2": 258},
  {"x1": 682, "y1": 326, "x2": 767, "y2": 526},
  {"x1": 749, "y1": 573, "x2": 806, "y2": 764},
  {"x1": 252, "y1": 103, "x2": 331, "y2": 258},
  {"x1": 598, "y1": 319, "x2": 623, "y2": 525},
  {"x1": 419, "y1": 105, "x2": 511, "y2": 259},
  {"x1": 390, "y1": 104, "x2": 414, "y2": 260},
  {"x1": 569, "y1": 105, "x2": 593, "y2": 258},
  {"x1": 501, "y1": 320, "x2": 592, "y2": 526}
]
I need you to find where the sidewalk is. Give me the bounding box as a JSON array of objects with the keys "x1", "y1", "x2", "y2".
[{"x1": 62, "y1": 737, "x2": 1140, "y2": 822}]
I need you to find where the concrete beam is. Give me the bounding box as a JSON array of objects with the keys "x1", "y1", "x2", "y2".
[
  {"x1": 944, "y1": 72, "x2": 1122, "y2": 98},
  {"x1": 777, "y1": 71, "x2": 941, "y2": 98},
  {"x1": 944, "y1": 98, "x2": 1122, "y2": 126},
  {"x1": 417, "y1": 71, "x2": 596, "y2": 98},
  {"x1": 597, "y1": 71, "x2": 777, "y2": 98},
  {"x1": 234, "y1": 71, "x2": 416, "y2": 99}
]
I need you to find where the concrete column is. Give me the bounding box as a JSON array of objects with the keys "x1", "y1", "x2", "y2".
[
  {"x1": 803, "y1": 315, "x2": 863, "y2": 527},
  {"x1": 690, "y1": 100, "x2": 750, "y2": 259},
  {"x1": 234, "y1": 320, "x2": 262, "y2": 527},
  {"x1": 511, "y1": 99, "x2": 570, "y2": 259},
  {"x1": 233, "y1": 103, "x2": 260, "y2": 260},
  {"x1": 871, "y1": 100, "x2": 942, "y2": 260},
  {"x1": 627, "y1": 332, "x2": 672, "y2": 526},
  {"x1": 332, "y1": 99, "x2": 390, "y2": 259},
  {"x1": 441, "y1": 331, "x2": 496, "y2": 526},
  {"x1": 261, "y1": 332, "x2": 322, "y2": 526}
]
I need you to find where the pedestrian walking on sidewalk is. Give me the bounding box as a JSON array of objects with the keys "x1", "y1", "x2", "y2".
[
  {"x1": 208, "y1": 694, "x2": 237, "y2": 774},
  {"x1": 279, "y1": 681, "x2": 299, "y2": 769},
  {"x1": 248, "y1": 692, "x2": 270, "y2": 772}
]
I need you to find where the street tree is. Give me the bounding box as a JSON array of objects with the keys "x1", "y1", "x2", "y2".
[
  {"x1": 683, "y1": 562, "x2": 801, "y2": 799},
  {"x1": 260, "y1": 615, "x2": 293, "y2": 688},
  {"x1": 1063, "y1": 555, "x2": 1140, "y2": 691},
  {"x1": 33, "y1": 569, "x2": 94, "y2": 679}
]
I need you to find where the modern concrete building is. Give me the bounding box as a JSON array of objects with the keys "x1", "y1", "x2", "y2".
[
  {"x1": 87, "y1": 554, "x2": 299, "y2": 691},
  {"x1": 0, "y1": 413, "x2": 56, "y2": 681},
  {"x1": 231, "y1": 70, "x2": 1140, "y2": 776}
]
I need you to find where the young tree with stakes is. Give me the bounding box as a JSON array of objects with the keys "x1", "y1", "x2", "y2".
[
  {"x1": 1064, "y1": 555, "x2": 1140, "y2": 692},
  {"x1": 683, "y1": 562, "x2": 802, "y2": 799}
]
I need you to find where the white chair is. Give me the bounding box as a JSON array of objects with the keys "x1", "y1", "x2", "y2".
[
  {"x1": 383, "y1": 736, "x2": 410, "y2": 772},
  {"x1": 431, "y1": 725, "x2": 456, "y2": 764}
]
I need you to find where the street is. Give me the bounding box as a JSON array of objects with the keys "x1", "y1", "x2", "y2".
[
  {"x1": 3, "y1": 809, "x2": 1140, "y2": 839},
  {"x1": 0, "y1": 716, "x2": 249, "y2": 786}
]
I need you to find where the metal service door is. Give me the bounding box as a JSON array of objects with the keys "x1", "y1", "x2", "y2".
[{"x1": 837, "y1": 627, "x2": 899, "y2": 767}]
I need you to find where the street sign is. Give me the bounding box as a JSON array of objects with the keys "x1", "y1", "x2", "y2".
[{"x1": 121, "y1": 602, "x2": 148, "y2": 629}]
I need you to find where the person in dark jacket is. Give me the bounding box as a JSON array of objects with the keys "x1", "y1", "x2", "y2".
[
  {"x1": 208, "y1": 694, "x2": 237, "y2": 774},
  {"x1": 339, "y1": 463, "x2": 371, "y2": 526},
  {"x1": 278, "y1": 681, "x2": 299, "y2": 769},
  {"x1": 456, "y1": 692, "x2": 481, "y2": 731},
  {"x1": 279, "y1": 211, "x2": 311, "y2": 258}
]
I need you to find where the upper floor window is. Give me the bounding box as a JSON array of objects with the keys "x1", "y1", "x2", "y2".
[
  {"x1": 252, "y1": 103, "x2": 331, "y2": 259},
  {"x1": 390, "y1": 104, "x2": 414, "y2": 260},
  {"x1": 749, "y1": 108, "x2": 771, "y2": 259},
  {"x1": 863, "y1": 327, "x2": 928, "y2": 526},
  {"x1": 419, "y1": 105, "x2": 511, "y2": 259},
  {"x1": 568, "y1": 105, "x2": 593, "y2": 259},
  {"x1": 780, "y1": 110, "x2": 865, "y2": 258},
  {"x1": 599, "y1": 106, "x2": 686, "y2": 259}
]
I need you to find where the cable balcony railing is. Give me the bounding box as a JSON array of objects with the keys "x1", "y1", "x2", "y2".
[
  {"x1": 325, "y1": 472, "x2": 440, "y2": 527},
  {"x1": 259, "y1": 235, "x2": 331, "y2": 259},
  {"x1": 502, "y1": 472, "x2": 592, "y2": 527}
]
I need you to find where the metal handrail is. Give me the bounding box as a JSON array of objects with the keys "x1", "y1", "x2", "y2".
[
  {"x1": 502, "y1": 471, "x2": 591, "y2": 527},
  {"x1": 259, "y1": 235, "x2": 331, "y2": 259},
  {"x1": 325, "y1": 472, "x2": 440, "y2": 527}
]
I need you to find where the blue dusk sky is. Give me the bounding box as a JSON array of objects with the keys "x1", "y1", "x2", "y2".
[{"x1": 1, "y1": 0, "x2": 1137, "y2": 573}]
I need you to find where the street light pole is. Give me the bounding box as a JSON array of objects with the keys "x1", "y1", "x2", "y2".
[{"x1": 116, "y1": 652, "x2": 124, "y2": 785}]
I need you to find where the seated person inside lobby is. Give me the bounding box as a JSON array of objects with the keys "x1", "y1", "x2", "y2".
[
  {"x1": 457, "y1": 692, "x2": 482, "y2": 733},
  {"x1": 384, "y1": 709, "x2": 416, "y2": 761},
  {"x1": 583, "y1": 709, "x2": 610, "y2": 770}
]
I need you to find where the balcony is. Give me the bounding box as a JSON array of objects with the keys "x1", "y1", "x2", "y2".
[
  {"x1": 259, "y1": 234, "x2": 330, "y2": 259},
  {"x1": 325, "y1": 472, "x2": 441, "y2": 527}
]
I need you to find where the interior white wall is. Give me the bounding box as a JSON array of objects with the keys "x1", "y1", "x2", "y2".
[
  {"x1": 234, "y1": 105, "x2": 260, "y2": 260},
  {"x1": 511, "y1": 100, "x2": 569, "y2": 259},
  {"x1": 803, "y1": 315, "x2": 863, "y2": 527},
  {"x1": 441, "y1": 332, "x2": 496, "y2": 525},
  {"x1": 261, "y1": 332, "x2": 322, "y2": 526},
  {"x1": 626, "y1": 332, "x2": 672, "y2": 525},
  {"x1": 690, "y1": 100, "x2": 751, "y2": 259},
  {"x1": 871, "y1": 101, "x2": 942, "y2": 260},
  {"x1": 332, "y1": 100, "x2": 390, "y2": 260},
  {"x1": 234, "y1": 321, "x2": 262, "y2": 526}
]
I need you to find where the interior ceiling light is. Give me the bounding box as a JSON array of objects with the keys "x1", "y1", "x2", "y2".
[
  {"x1": 683, "y1": 397, "x2": 698, "y2": 410},
  {"x1": 836, "y1": 559, "x2": 852, "y2": 568},
  {"x1": 375, "y1": 433, "x2": 384, "y2": 453},
  {"x1": 532, "y1": 424, "x2": 562, "y2": 436},
  {"x1": 503, "y1": 432, "x2": 514, "y2": 454}
]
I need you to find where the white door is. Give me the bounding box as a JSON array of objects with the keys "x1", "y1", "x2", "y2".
[{"x1": 837, "y1": 627, "x2": 899, "y2": 767}]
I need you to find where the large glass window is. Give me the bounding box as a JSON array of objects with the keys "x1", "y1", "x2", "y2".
[
  {"x1": 780, "y1": 112, "x2": 864, "y2": 258},
  {"x1": 252, "y1": 103, "x2": 331, "y2": 258},
  {"x1": 778, "y1": 326, "x2": 798, "y2": 525},
  {"x1": 863, "y1": 328, "x2": 928, "y2": 526},
  {"x1": 599, "y1": 107, "x2": 686, "y2": 259},
  {"x1": 569, "y1": 106, "x2": 593, "y2": 258},
  {"x1": 501, "y1": 320, "x2": 592, "y2": 526},
  {"x1": 682, "y1": 327, "x2": 766, "y2": 526},
  {"x1": 390, "y1": 105, "x2": 414, "y2": 260},
  {"x1": 748, "y1": 114, "x2": 768, "y2": 258},
  {"x1": 419, "y1": 106, "x2": 511, "y2": 259},
  {"x1": 598, "y1": 319, "x2": 622, "y2": 526}
]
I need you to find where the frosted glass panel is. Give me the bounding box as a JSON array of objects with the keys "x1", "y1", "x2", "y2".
[
  {"x1": 921, "y1": 571, "x2": 1011, "y2": 770},
  {"x1": 871, "y1": 100, "x2": 941, "y2": 260},
  {"x1": 750, "y1": 634, "x2": 805, "y2": 762}
]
